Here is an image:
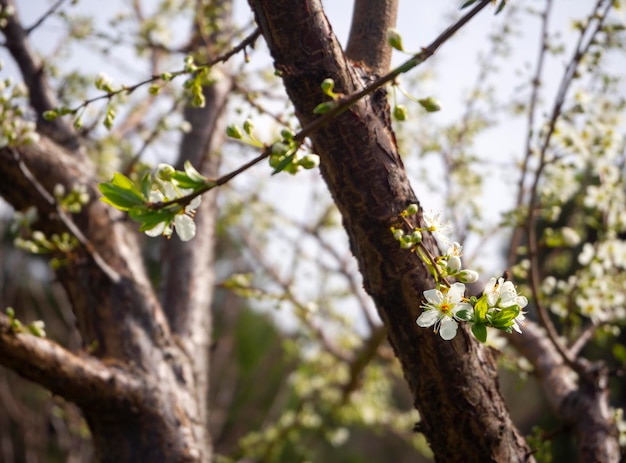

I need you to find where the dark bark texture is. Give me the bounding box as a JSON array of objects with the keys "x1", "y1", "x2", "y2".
[{"x1": 248, "y1": 1, "x2": 533, "y2": 461}]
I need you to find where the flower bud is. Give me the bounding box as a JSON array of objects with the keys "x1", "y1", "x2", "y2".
[
  {"x1": 446, "y1": 255, "x2": 462, "y2": 273},
  {"x1": 406, "y1": 204, "x2": 419, "y2": 215},
  {"x1": 386, "y1": 28, "x2": 404, "y2": 51},
  {"x1": 458, "y1": 269, "x2": 479, "y2": 283}
]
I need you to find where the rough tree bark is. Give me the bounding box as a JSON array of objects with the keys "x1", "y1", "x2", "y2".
[
  {"x1": 246, "y1": 1, "x2": 621, "y2": 461},
  {"x1": 248, "y1": 1, "x2": 533, "y2": 461}
]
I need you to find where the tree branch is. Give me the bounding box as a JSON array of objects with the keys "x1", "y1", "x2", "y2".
[
  {"x1": 346, "y1": 0, "x2": 398, "y2": 74},
  {"x1": 24, "y1": 0, "x2": 67, "y2": 34},
  {"x1": 0, "y1": 0, "x2": 79, "y2": 150},
  {"x1": 508, "y1": 322, "x2": 620, "y2": 462},
  {"x1": 0, "y1": 312, "x2": 142, "y2": 410}
]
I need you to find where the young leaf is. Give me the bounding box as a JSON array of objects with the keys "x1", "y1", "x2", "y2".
[
  {"x1": 140, "y1": 172, "x2": 152, "y2": 200},
  {"x1": 460, "y1": 0, "x2": 479, "y2": 8},
  {"x1": 129, "y1": 208, "x2": 174, "y2": 231},
  {"x1": 471, "y1": 323, "x2": 487, "y2": 343},
  {"x1": 313, "y1": 101, "x2": 338, "y2": 115},
  {"x1": 183, "y1": 161, "x2": 206, "y2": 182},
  {"x1": 271, "y1": 152, "x2": 297, "y2": 175},
  {"x1": 473, "y1": 294, "x2": 489, "y2": 322},
  {"x1": 99, "y1": 181, "x2": 145, "y2": 211}
]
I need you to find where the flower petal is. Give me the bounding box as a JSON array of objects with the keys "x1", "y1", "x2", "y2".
[
  {"x1": 186, "y1": 195, "x2": 202, "y2": 211},
  {"x1": 447, "y1": 282, "x2": 466, "y2": 303},
  {"x1": 417, "y1": 310, "x2": 440, "y2": 328},
  {"x1": 144, "y1": 221, "x2": 166, "y2": 237},
  {"x1": 439, "y1": 318, "x2": 458, "y2": 340},
  {"x1": 174, "y1": 214, "x2": 196, "y2": 241},
  {"x1": 423, "y1": 289, "x2": 443, "y2": 305}
]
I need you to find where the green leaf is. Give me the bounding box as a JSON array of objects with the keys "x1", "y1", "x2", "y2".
[
  {"x1": 313, "y1": 101, "x2": 338, "y2": 115},
  {"x1": 183, "y1": 160, "x2": 207, "y2": 183},
  {"x1": 474, "y1": 295, "x2": 489, "y2": 322},
  {"x1": 140, "y1": 172, "x2": 152, "y2": 200},
  {"x1": 98, "y1": 179, "x2": 145, "y2": 211},
  {"x1": 271, "y1": 152, "x2": 297, "y2": 175},
  {"x1": 460, "y1": 0, "x2": 479, "y2": 8},
  {"x1": 128, "y1": 208, "x2": 174, "y2": 231},
  {"x1": 490, "y1": 306, "x2": 520, "y2": 329},
  {"x1": 170, "y1": 171, "x2": 203, "y2": 189},
  {"x1": 471, "y1": 323, "x2": 487, "y2": 343}
]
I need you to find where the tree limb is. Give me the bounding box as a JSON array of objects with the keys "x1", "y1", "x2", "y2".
[
  {"x1": 508, "y1": 322, "x2": 620, "y2": 462},
  {"x1": 0, "y1": 312, "x2": 142, "y2": 410},
  {"x1": 346, "y1": 0, "x2": 398, "y2": 74}
]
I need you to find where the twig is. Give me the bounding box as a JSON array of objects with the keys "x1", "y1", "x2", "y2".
[
  {"x1": 0, "y1": 0, "x2": 78, "y2": 149},
  {"x1": 64, "y1": 27, "x2": 262, "y2": 114},
  {"x1": 569, "y1": 323, "x2": 598, "y2": 357},
  {"x1": 507, "y1": 0, "x2": 554, "y2": 269},
  {"x1": 10, "y1": 148, "x2": 121, "y2": 283},
  {"x1": 25, "y1": 0, "x2": 67, "y2": 34},
  {"x1": 524, "y1": 0, "x2": 612, "y2": 372},
  {"x1": 239, "y1": 230, "x2": 352, "y2": 363},
  {"x1": 293, "y1": 0, "x2": 493, "y2": 144}
]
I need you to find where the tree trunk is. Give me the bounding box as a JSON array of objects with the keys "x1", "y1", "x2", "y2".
[
  {"x1": 248, "y1": 1, "x2": 534, "y2": 461},
  {"x1": 0, "y1": 0, "x2": 234, "y2": 461}
]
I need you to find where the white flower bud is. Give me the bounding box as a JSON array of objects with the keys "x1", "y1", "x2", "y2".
[
  {"x1": 561, "y1": 227, "x2": 581, "y2": 247},
  {"x1": 446, "y1": 255, "x2": 462, "y2": 273},
  {"x1": 458, "y1": 269, "x2": 479, "y2": 283},
  {"x1": 53, "y1": 184, "x2": 65, "y2": 199}
]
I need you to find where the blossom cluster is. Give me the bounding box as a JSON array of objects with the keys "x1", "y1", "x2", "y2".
[
  {"x1": 0, "y1": 77, "x2": 40, "y2": 148},
  {"x1": 533, "y1": 93, "x2": 626, "y2": 327},
  {"x1": 417, "y1": 275, "x2": 527, "y2": 342},
  {"x1": 393, "y1": 204, "x2": 527, "y2": 342},
  {"x1": 99, "y1": 161, "x2": 207, "y2": 242},
  {"x1": 143, "y1": 164, "x2": 202, "y2": 242}
]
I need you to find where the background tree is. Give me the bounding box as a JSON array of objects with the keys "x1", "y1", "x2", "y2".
[{"x1": 0, "y1": 0, "x2": 625, "y2": 462}]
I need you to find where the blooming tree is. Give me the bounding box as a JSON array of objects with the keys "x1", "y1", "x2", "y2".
[{"x1": 0, "y1": 0, "x2": 625, "y2": 462}]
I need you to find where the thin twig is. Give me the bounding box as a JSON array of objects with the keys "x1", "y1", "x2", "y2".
[
  {"x1": 124, "y1": 0, "x2": 495, "y2": 213},
  {"x1": 294, "y1": 0, "x2": 493, "y2": 144},
  {"x1": 507, "y1": 0, "x2": 554, "y2": 269},
  {"x1": 524, "y1": 0, "x2": 612, "y2": 372},
  {"x1": 65, "y1": 27, "x2": 262, "y2": 114},
  {"x1": 10, "y1": 148, "x2": 121, "y2": 283},
  {"x1": 25, "y1": 0, "x2": 67, "y2": 34}
]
